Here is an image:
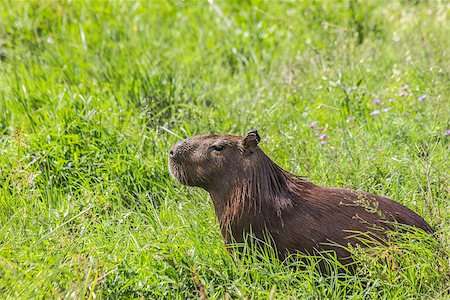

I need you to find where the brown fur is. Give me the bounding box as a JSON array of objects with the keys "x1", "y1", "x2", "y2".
[{"x1": 169, "y1": 130, "x2": 432, "y2": 264}]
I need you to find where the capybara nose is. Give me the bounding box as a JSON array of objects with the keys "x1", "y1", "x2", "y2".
[
  {"x1": 169, "y1": 145, "x2": 178, "y2": 160},
  {"x1": 169, "y1": 141, "x2": 185, "y2": 162}
]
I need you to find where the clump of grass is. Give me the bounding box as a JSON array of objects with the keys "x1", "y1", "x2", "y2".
[{"x1": 0, "y1": 0, "x2": 449, "y2": 298}]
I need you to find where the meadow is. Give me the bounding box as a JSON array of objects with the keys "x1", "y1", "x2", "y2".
[{"x1": 0, "y1": 0, "x2": 449, "y2": 298}]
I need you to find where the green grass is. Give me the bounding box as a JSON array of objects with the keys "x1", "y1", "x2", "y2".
[{"x1": 0, "y1": 0, "x2": 449, "y2": 298}]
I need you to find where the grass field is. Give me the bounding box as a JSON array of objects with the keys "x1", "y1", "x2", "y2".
[{"x1": 0, "y1": 0, "x2": 449, "y2": 298}]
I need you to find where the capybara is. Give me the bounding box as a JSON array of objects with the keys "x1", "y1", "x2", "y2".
[{"x1": 169, "y1": 130, "x2": 432, "y2": 264}]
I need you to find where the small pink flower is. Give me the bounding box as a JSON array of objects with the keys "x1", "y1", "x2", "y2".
[
  {"x1": 399, "y1": 91, "x2": 406, "y2": 97},
  {"x1": 319, "y1": 141, "x2": 326, "y2": 145},
  {"x1": 373, "y1": 98, "x2": 381, "y2": 104},
  {"x1": 382, "y1": 108, "x2": 391, "y2": 113},
  {"x1": 402, "y1": 85, "x2": 408, "y2": 90},
  {"x1": 418, "y1": 94, "x2": 428, "y2": 101},
  {"x1": 446, "y1": 130, "x2": 450, "y2": 136},
  {"x1": 346, "y1": 116, "x2": 355, "y2": 122},
  {"x1": 320, "y1": 134, "x2": 329, "y2": 140},
  {"x1": 309, "y1": 121, "x2": 318, "y2": 128},
  {"x1": 388, "y1": 98, "x2": 393, "y2": 103},
  {"x1": 370, "y1": 110, "x2": 380, "y2": 116}
]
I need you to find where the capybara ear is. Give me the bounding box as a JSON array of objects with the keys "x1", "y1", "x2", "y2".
[{"x1": 243, "y1": 130, "x2": 260, "y2": 148}]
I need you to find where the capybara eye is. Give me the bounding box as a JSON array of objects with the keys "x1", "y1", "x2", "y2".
[{"x1": 211, "y1": 144, "x2": 224, "y2": 152}]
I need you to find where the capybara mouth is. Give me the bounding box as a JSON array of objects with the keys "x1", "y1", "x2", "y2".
[
  {"x1": 169, "y1": 157, "x2": 196, "y2": 187},
  {"x1": 168, "y1": 159, "x2": 186, "y2": 184},
  {"x1": 169, "y1": 142, "x2": 184, "y2": 182}
]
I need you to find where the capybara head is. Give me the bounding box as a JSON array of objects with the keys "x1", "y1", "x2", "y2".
[
  {"x1": 169, "y1": 130, "x2": 261, "y2": 192},
  {"x1": 169, "y1": 130, "x2": 296, "y2": 228}
]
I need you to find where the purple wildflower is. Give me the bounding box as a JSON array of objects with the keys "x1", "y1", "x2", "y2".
[
  {"x1": 309, "y1": 121, "x2": 318, "y2": 128},
  {"x1": 320, "y1": 134, "x2": 329, "y2": 140},
  {"x1": 382, "y1": 108, "x2": 391, "y2": 113},
  {"x1": 399, "y1": 91, "x2": 406, "y2": 97},
  {"x1": 372, "y1": 98, "x2": 381, "y2": 105},
  {"x1": 319, "y1": 141, "x2": 326, "y2": 145},
  {"x1": 402, "y1": 85, "x2": 408, "y2": 90},
  {"x1": 370, "y1": 110, "x2": 380, "y2": 116},
  {"x1": 317, "y1": 126, "x2": 323, "y2": 131},
  {"x1": 388, "y1": 98, "x2": 393, "y2": 103},
  {"x1": 346, "y1": 116, "x2": 355, "y2": 122},
  {"x1": 446, "y1": 130, "x2": 450, "y2": 136},
  {"x1": 418, "y1": 94, "x2": 428, "y2": 101}
]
